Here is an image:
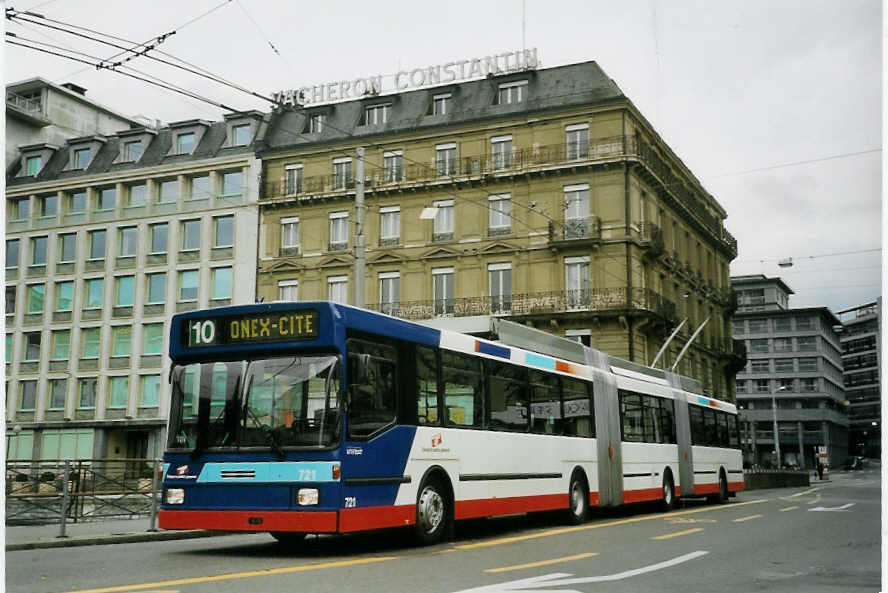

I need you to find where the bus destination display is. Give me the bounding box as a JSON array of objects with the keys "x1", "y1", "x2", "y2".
[{"x1": 186, "y1": 309, "x2": 319, "y2": 347}]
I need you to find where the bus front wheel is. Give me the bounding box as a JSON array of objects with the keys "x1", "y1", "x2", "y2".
[
  {"x1": 661, "y1": 471, "x2": 676, "y2": 512},
  {"x1": 567, "y1": 473, "x2": 589, "y2": 525},
  {"x1": 415, "y1": 478, "x2": 451, "y2": 545}
]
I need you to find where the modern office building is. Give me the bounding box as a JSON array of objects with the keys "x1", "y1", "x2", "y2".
[
  {"x1": 5, "y1": 111, "x2": 264, "y2": 461},
  {"x1": 257, "y1": 60, "x2": 742, "y2": 400},
  {"x1": 838, "y1": 300, "x2": 881, "y2": 458},
  {"x1": 731, "y1": 275, "x2": 848, "y2": 468}
]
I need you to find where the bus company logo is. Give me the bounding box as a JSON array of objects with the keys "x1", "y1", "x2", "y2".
[
  {"x1": 169, "y1": 465, "x2": 198, "y2": 480},
  {"x1": 422, "y1": 434, "x2": 449, "y2": 453},
  {"x1": 430, "y1": 434, "x2": 443, "y2": 447},
  {"x1": 176, "y1": 465, "x2": 189, "y2": 475},
  {"x1": 346, "y1": 447, "x2": 363, "y2": 456}
]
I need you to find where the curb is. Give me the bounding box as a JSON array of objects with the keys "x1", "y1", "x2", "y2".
[{"x1": 7, "y1": 529, "x2": 230, "y2": 551}]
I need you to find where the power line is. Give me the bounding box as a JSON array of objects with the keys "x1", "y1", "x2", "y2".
[
  {"x1": 707, "y1": 148, "x2": 882, "y2": 179},
  {"x1": 734, "y1": 248, "x2": 881, "y2": 265},
  {"x1": 234, "y1": 0, "x2": 296, "y2": 77}
]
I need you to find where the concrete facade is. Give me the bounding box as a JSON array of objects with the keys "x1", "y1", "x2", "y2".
[{"x1": 838, "y1": 300, "x2": 881, "y2": 458}]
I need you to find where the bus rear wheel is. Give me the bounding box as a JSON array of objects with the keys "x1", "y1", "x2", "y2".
[
  {"x1": 415, "y1": 478, "x2": 451, "y2": 545},
  {"x1": 707, "y1": 472, "x2": 728, "y2": 504},
  {"x1": 271, "y1": 532, "x2": 306, "y2": 545},
  {"x1": 567, "y1": 473, "x2": 589, "y2": 525},
  {"x1": 661, "y1": 472, "x2": 676, "y2": 512}
]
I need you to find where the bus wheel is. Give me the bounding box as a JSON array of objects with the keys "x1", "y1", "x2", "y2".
[
  {"x1": 271, "y1": 532, "x2": 306, "y2": 545},
  {"x1": 567, "y1": 473, "x2": 589, "y2": 525},
  {"x1": 660, "y1": 472, "x2": 676, "y2": 512},
  {"x1": 708, "y1": 471, "x2": 728, "y2": 504},
  {"x1": 415, "y1": 478, "x2": 450, "y2": 545}
]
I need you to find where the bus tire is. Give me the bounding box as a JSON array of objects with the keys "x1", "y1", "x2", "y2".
[
  {"x1": 567, "y1": 472, "x2": 589, "y2": 525},
  {"x1": 415, "y1": 477, "x2": 451, "y2": 546},
  {"x1": 270, "y1": 532, "x2": 306, "y2": 545},
  {"x1": 708, "y1": 470, "x2": 728, "y2": 504},
  {"x1": 660, "y1": 470, "x2": 676, "y2": 512}
]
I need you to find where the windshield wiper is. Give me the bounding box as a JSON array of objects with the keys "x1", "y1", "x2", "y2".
[{"x1": 244, "y1": 405, "x2": 286, "y2": 460}]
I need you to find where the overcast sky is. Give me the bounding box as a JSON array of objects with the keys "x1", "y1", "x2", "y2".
[{"x1": 6, "y1": 0, "x2": 882, "y2": 316}]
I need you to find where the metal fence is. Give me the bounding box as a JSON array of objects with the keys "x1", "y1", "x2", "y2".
[{"x1": 6, "y1": 458, "x2": 161, "y2": 534}]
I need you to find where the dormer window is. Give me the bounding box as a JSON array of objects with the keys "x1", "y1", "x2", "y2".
[
  {"x1": 309, "y1": 114, "x2": 325, "y2": 133},
  {"x1": 123, "y1": 140, "x2": 142, "y2": 162},
  {"x1": 25, "y1": 155, "x2": 42, "y2": 176},
  {"x1": 432, "y1": 93, "x2": 451, "y2": 115},
  {"x1": 364, "y1": 103, "x2": 391, "y2": 125},
  {"x1": 74, "y1": 147, "x2": 91, "y2": 169},
  {"x1": 231, "y1": 124, "x2": 251, "y2": 146},
  {"x1": 176, "y1": 132, "x2": 195, "y2": 155},
  {"x1": 497, "y1": 80, "x2": 528, "y2": 105}
]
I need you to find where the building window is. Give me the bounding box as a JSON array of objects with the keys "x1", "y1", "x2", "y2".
[
  {"x1": 564, "y1": 184, "x2": 590, "y2": 238},
  {"x1": 379, "y1": 206, "x2": 400, "y2": 245},
  {"x1": 78, "y1": 378, "x2": 97, "y2": 409},
  {"x1": 188, "y1": 175, "x2": 211, "y2": 200},
  {"x1": 750, "y1": 359, "x2": 770, "y2": 373},
  {"x1": 81, "y1": 328, "x2": 100, "y2": 359},
  {"x1": 26, "y1": 283, "x2": 44, "y2": 314},
  {"x1": 278, "y1": 279, "x2": 298, "y2": 301},
  {"x1": 221, "y1": 171, "x2": 243, "y2": 196},
  {"x1": 490, "y1": 135, "x2": 513, "y2": 170},
  {"x1": 231, "y1": 124, "x2": 251, "y2": 146},
  {"x1": 755, "y1": 379, "x2": 770, "y2": 393},
  {"x1": 179, "y1": 270, "x2": 199, "y2": 301},
  {"x1": 23, "y1": 332, "x2": 42, "y2": 361},
  {"x1": 328, "y1": 276, "x2": 348, "y2": 304},
  {"x1": 309, "y1": 114, "x2": 324, "y2": 133},
  {"x1": 123, "y1": 183, "x2": 145, "y2": 207},
  {"x1": 73, "y1": 148, "x2": 91, "y2": 169},
  {"x1": 66, "y1": 191, "x2": 86, "y2": 214},
  {"x1": 40, "y1": 194, "x2": 58, "y2": 217},
  {"x1": 778, "y1": 378, "x2": 795, "y2": 392},
  {"x1": 115, "y1": 276, "x2": 135, "y2": 307},
  {"x1": 181, "y1": 220, "x2": 201, "y2": 252},
  {"x1": 119, "y1": 227, "x2": 138, "y2": 257},
  {"x1": 108, "y1": 377, "x2": 129, "y2": 408},
  {"x1": 797, "y1": 336, "x2": 817, "y2": 351},
  {"x1": 774, "y1": 337, "x2": 793, "y2": 352},
  {"x1": 329, "y1": 211, "x2": 349, "y2": 251},
  {"x1": 12, "y1": 198, "x2": 30, "y2": 220},
  {"x1": 774, "y1": 358, "x2": 794, "y2": 372},
  {"x1": 433, "y1": 267, "x2": 454, "y2": 316},
  {"x1": 797, "y1": 357, "x2": 818, "y2": 372},
  {"x1": 436, "y1": 142, "x2": 457, "y2": 176},
  {"x1": 735, "y1": 380, "x2": 746, "y2": 393},
  {"x1": 774, "y1": 317, "x2": 792, "y2": 332},
  {"x1": 49, "y1": 379, "x2": 67, "y2": 410},
  {"x1": 51, "y1": 330, "x2": 70, "y2": 361},
  {"x1": 383, "y1": 150, "x2": 403, "y2": 183},
  {"x1": 281, "y1": 217, "x2": 299, "y2": 254},
  {"x1": 748, "y1": 318, "x2": 769, "y2": 333},
  {"x1": 176, "y1": 132, "x2": 195, "y2": 155},
  {"x1": 497, "y1": 80, "x2": 528, "y2": 104},
  {"x1": 432, "y1": 93, "x2": 451, "y2": 115},
  {"x1": 211, "y1": 267, "x2": 232, "y2": 300},
  {"x1": 140, "y1": 375, "x2": 161, "y2": 407},
  {"x1": 150, "y1": 223, "x2": 168, "y2": 254},
  {"x1": 30, "y1": 236, "x2": 47, "y2": 266},
  {"x1": 488, "y1": 193, "x2": 511, "y2": 235},
  {"x1": 26, "y1": 155, "x2": 42, "y2": 176},
  {"x1": 6, "y1": 239, "x2": 19, "y2": 269},
  {"x1": 20, "y1": 381, "x2": 37, "y2": 411},
  {"x1": 146, "y1": 272, "x2": 166, "y2": 303},
  {"x1": 112, "y1": 326, "x2": 132, "y2": 357},
  {"x1": 214, "y1": 215, "x2": 234, "y2": 248},
  {"x1": 142, "y1": 323, "x2": 164, "y2": 355},
  {"x1": 5, "y1": 334, "x2": 11, "y2": 363},
  {"x1": 84, "y1": 278, "x2": 103, "y2": 309},
  {"x1": 88, "y1": 229, "x2": 106, "y2": 260},
  {"x1": 123, "y1": 140, "x2": 142, "y2": 162},
  {"x1": 364, "y1": 103, "x2": 391, "y2": 125},
  {"x1": 566, "y1": 123, "x2": 589, "y2": 160},
  {"x1": 285, "y1": 164, "x2": 303, "y2": 195},
  {"x1": 333, "y1": 157, "x2": 352, "y2": 190},
  {"x1": 796, "y1": 316, "x2": 815, "y2": 330},
  {"x1": 378, "y1": 272, "x2": 400, "y2": 315},
  {"x1": 97, "y1": 187, "x2": 116, "y2": 210},
  {"x1": 565, "y1": 256, "x2": 590, "y2": 309},
  {"x1": 158, "y1": 179, "x2": 178, "y2": 203},
  {"x1": 6, "y1": 287, "x2": 16, "y2": 316},
  {"x1": 489, "y1": 263, "x2": 512, "y2": 314},
  {"x1": 749, "y1": 338, "x2": 769, "y2": 353},
  {"x1": 800, "y1": 378, "x2": 817, "y2": 392},
  {"x1": 433, "y1": 199, "x2": 454, "y2": 240},
  {"x1": 55, "y1": 281, "x2": 74, "y2": 312}
]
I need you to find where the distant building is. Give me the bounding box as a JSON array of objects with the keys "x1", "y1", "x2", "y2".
[
  {"x1": 6, "y1": 77, "x2": 141, "y2": 169},
  {"x1": 731, "y1": 275, "x2": 848, "y2": 468},
  {"x1": 838, "y1": 300, "x2": 881, "y2": 458}
]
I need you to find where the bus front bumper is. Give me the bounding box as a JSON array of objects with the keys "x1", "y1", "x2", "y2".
[{"x1": 158, "y1": 509, "x2": 339, "y2": 533}]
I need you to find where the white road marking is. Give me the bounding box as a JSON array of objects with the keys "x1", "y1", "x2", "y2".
[
  {"x1": 810, "y1": 503, "x2": 855, "y2": 512},
  {"x1": 450, "y1": 551, "x2": 709, "y2": 592}
]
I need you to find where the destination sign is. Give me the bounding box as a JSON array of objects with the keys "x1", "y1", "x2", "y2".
[{"x1": 185, "y1": 309, "x2": 319, "y2": 347}]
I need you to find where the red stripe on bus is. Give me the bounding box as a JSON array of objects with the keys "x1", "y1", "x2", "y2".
[
  {"x1": 555, "y1": 360, "x2": 570, "y2": 373},
  {"x1": 675, "y1": 486, "x2": 681, "y2": 496},
  {"x1": 728, "y1": 481, "x2": 745, "y2": 492},
  {"x1": 589, "y1": 491, "x2": 600, "y2": 506},
  {"x1": 455, "y1": 493, "x2": 567, "y2": 519},
  {"x1": 693, "y1": 483, "x2": 720, "y2": 495},
  {"x1": 158, "y1": 509, "x2": 338, "y2": 532},
  {"x1": 622, "y1": 488, "x2": 663, "y2": 504},
  {"x1": 338, "y1": 505, "x2": 415, "y2": 532}
]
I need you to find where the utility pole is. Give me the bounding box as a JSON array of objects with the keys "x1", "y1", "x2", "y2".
[{"x1": 353, "y1": 147, "x2": 366, "y2": 308}]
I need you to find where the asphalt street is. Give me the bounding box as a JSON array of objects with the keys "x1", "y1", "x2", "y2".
[{"x1": 6, "y1": 468, "x2": 880, "y2": 593}]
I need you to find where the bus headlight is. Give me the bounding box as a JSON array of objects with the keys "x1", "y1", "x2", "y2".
[
  {"x1": 297, "y1": 488, "x2": 319, "y2": 505},
  {"x1": 165, "y1": 488, "x2": 185, "y2": 505}
]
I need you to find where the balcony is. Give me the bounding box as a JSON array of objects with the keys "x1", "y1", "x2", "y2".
[
  {"x1": 639, "y1": 222, "x2": 665, "y2": 257},
  {"x1": 6, "y1": 92, "x2": 49, "y2": 126},
  {"x1": 548, "y1": 216, "x2": 601, "y2": 250}
]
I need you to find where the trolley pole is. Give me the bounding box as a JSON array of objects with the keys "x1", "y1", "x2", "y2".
[{"x1": 354, "y1": 147, "x2": 366, "y2": 308}]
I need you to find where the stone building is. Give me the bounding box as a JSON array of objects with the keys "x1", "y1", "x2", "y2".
[{"x1": 838, "y1": 300, "x2": 881, "y2": 458}]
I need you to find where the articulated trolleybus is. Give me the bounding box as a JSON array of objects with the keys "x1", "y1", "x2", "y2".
[{"x1": 159, "y1": 302, "x2": 743, "y2": 544}]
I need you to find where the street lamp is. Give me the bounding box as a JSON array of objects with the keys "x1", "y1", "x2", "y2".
[{"x1": 772, "y1": 385, "x2": 789, "y2": 468}]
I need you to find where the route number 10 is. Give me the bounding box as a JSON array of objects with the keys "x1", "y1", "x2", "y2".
[{"x1": 189, "y1": 320, "x2": 216, "y2": 346}]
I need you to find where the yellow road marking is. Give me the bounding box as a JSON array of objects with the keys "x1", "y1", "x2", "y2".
[
  {"x1": 453, "y1": 498, "x2": 767, "y2": 550},
  {"x1": 61, "y1": 556, "x2": 398, "y2": 593},
  {"x1": 806, "y1": 494, "x2": 822, "y2": 505},
  {"x1": 651, "y1": 527, "x2": 703, "y2": 540},
  {"x1": 780, "y1": 506, "x2": 799, "y2": 512},
  {"x1": 789, "y1": 487, "x2": 821, "y2": 498},
  {"x1": 485, "y1": 552, "x2": 599, "y2": 573},
  {"x1": 733, "y1": 514, "x2": 762, "y2": 523}
]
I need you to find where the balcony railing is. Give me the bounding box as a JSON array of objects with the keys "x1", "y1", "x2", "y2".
[
  {"x1": 7, "y1": 92, "x2": 42, "y2": 115},
  {"x1": 549, "y1": 216, "x2": 601, "y2": 242}
]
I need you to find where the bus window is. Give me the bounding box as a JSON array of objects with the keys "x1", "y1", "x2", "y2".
[
  {"x1": 488, "y1": 361, "x2": 528, "y2": 432},
  {"x1": 716, "y1": 412, "x2": 729, "y2": 447},
  {"x1": 347, "y1": 341, "x2": 398, "y2": 438},
  {"x1": 659, "y1": 398, "x2": 676, "y2": 444},
  {"x1": 703, "y1": 408, "x2": 718, "y2": 446},
  {"x1": 643, "y1": 397, "x2": 658, "y2": 443},
  {"x1": 416, "y1": 345, "x2": 439, "y2": 426},
  {"x1": 689, "y1": 405, "x2": 704, "y2": 445},
  {"x1": 619, "y1": 391, "x2": 644, "y2": 442},
  {"x1": 529, "y1": 370, "x2": 561, "y2": 434},
  {"x1": 562, "y1": 377, "x2": 594, "y2": 437},
  {"x1": 441, "y1": 351, "x2": 484, "y2": 428},
  {"x1": 728, "y1": 414, "x2": 740, "y2": 448}
]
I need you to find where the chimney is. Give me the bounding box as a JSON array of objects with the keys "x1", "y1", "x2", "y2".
[{"x1": 61, "y1": 82, "x2": 87, "y2": 96}]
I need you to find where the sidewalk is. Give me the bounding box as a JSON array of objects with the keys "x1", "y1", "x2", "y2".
[{"x1": 6, "y1": 517, "x2": 226, "y2": 551}]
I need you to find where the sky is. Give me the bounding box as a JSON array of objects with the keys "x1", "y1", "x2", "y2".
[{"x1": 5, "y1": 0, "x2": 882, "y2": 315}]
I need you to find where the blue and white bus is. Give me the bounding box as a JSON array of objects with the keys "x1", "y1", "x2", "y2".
[{"x1": 159, "y1": 302, "x2": 743, "y2": 544}]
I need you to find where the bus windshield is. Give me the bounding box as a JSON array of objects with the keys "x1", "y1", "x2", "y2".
[{"x1": 167, "y1": 355, "x2": 341, "y2": 452}]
